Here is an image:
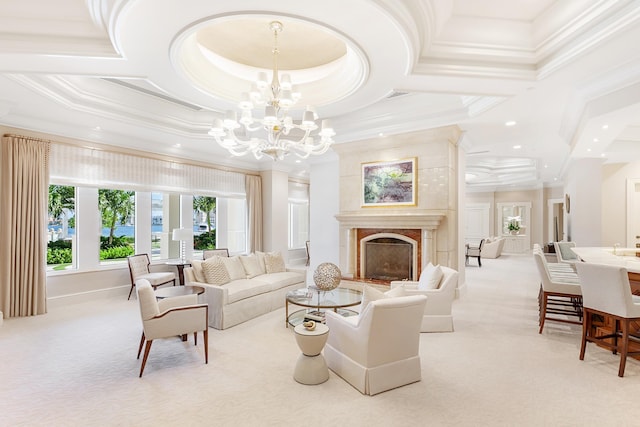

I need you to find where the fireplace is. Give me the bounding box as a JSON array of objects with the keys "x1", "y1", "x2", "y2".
[
  {"x1": 358, "y1": 229, "x2": 420, "y2": 281},
  {"x1": 335, "y1": 212, "x2": 445, "y2": 282},
  {"x1": 363, "y1": 237, "x2": 414, "y2": 281}
]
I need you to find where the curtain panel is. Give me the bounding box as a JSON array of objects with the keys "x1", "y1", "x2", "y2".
[
  {"x1": 0, "y1": 135, "x2": 50, "y2": 318},
  {"x1": 245, "y1": 175, "x2": 263, "y2": 253}
]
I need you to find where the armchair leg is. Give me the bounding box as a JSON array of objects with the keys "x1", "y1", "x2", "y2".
[
  {"x1": 204, "y1": 329, "x2": 209, "y2": 364},
  {"x1": 139, "y1": 340, "x2": 153, "y2": 377},
  {"x1": 194, "y1": 332, "x2": 197, "y2": 346},
  {"x1": 137, "y1": 332, "x2": 145, "y2": 359},
  {"x1": 127, "y1": 283, "x2": 135, "y2": 300}
]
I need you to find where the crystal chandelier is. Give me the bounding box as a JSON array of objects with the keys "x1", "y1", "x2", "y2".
[{"x1": 208, "y1": 21, "x2": 335, "y2": 161}]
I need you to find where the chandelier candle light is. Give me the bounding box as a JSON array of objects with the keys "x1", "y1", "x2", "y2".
[{"x1": 208, "y1": 21, "x2": 335, "y2": 161}]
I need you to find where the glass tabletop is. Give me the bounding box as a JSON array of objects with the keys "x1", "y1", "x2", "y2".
[{"x1": 286, "y1": 287, "x2": 362, "y2": 309}]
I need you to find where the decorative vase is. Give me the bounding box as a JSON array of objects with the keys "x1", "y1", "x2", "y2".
[{"x1": 313, "y1": 262, "x2": 342, "y2": 291}]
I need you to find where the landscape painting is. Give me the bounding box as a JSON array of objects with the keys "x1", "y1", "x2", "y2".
[{"x1": 362, "y1": 158, "x2": 416, "y2": 207}]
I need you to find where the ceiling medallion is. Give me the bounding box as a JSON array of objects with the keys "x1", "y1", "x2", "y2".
[{"x1": 208, "y1": 21, "x2": 335, "y2": 161}]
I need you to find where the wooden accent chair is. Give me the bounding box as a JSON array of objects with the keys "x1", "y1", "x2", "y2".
[
  {"x1": 533, "y1": 250, "x2": 582, "y2": 334},
  {"x1": 136, "y1": 279, "x2": 208, "y2": 377},
  {"x1": 127, "y1": 254, "x2": 175, "y2": 300},
  {"x1": 465, "y1": 239, "x2": 485, "y2": 267},
  {"x1": 575, "y1": 263, "x2": 640, "y2": 377},
  {"x1": 305, "y1": 241, "x2": 310, "y2": 266},
  {"x1": 203, "y1": 248, "x2": 230, "y2": 259}
]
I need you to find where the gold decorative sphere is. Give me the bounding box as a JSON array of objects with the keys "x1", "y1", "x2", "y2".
[{"x1": 313, "y1": 262, "x2": 341, "y2": 291}]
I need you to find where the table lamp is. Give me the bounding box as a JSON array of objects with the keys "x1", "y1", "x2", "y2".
[{"x1": 172, "y1": 228, "x2": 192, "y2": 263}]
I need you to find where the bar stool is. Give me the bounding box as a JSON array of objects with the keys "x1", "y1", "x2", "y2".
[{"x1": 575, "y1": 263, "x2": 640, "y2": 377}]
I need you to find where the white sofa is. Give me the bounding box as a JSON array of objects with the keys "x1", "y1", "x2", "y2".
[
  {"x1": 184, "y1": 253, "x2": 305, "y2": 330},
  {"x1": 482, "y1": 237, "x2": 506, "y2": 259},
  {"x1": 389, "y1": 265, "x2": 459, "y2": 332}
]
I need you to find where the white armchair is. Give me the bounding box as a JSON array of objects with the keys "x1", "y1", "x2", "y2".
[
  {"x1": 324, "y1": 295, "x2": 427, "y2": 395},
  {"x1": 390, "y1": 266, "x2": 459, "y2": 332},
  {"x1": 136, "y1": 279, "x2": 209, "y2": 377},
  {"x1": 482, "y1": 237, "x2": 505, "y2": 259}
]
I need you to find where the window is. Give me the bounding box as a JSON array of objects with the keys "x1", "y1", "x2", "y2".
[
  {"x1": 226, "y1": 198, "x2": 247, "y2": 254},
  {"x1": 151, "y1": 192, "x2": 165, "y2": 261},
  {"x1": 289, "y1": 201, "x2": 309, "y2": 249},
  {"x1": 193, "y1": 195, "x2": 216, "y2": 258},
  {"x1": 47, "y1": 184, "x2": 76, "y2": 271},
  {"x1": 98, "y1": 189, "x2": 135, "y2": 264}
]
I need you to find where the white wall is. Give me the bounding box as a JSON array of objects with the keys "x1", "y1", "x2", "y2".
[
  {"x1": 565, "y1": 158, "x2": 602, "y2": 246},
  {"x1": 602, "y1": 160, "x2": 640, "y2": 246},
  {"x1": 308, "y1": 158, "x2": 340, "y2": 282},
  {"x1": 260, "y1": 170, "x2": 289, "y2": 258}
]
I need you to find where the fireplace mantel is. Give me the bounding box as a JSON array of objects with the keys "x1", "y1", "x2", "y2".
[
  {"x1": 335, "y1": 211, "x2": 446, "y2": 280},
  {"x1": 335, "y1": 212, "x2": 445, "y2": 229}
]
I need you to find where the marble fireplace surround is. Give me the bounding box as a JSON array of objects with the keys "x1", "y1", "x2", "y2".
[{"x1": 335, "y1": 212, "x2": 445, "y2": 281}]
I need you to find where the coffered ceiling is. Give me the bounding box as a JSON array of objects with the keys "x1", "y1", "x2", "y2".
[{"x1": 1, "y1": 0, "x2": 639, "y2": 191}]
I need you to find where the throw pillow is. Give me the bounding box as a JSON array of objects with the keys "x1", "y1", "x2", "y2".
[
  {"x1": 360, "y1": 285, "x2": 386, "y2": 311},
  {"x1": 255, "y1": 251, "x2": 268, "y2": 274},
  {"x1": 361, "y1": 285, "x2": 407, "y2": 311},
  {"x1": 221, "y1": 256, "x2": 246, "y2": 281},
  {"x1": 239, "y1": 254, "x2": 263, "y2": 279},
  {"x1": 202, "y1": 256, "x2": 231, "y2": 285},
  {"x1": 264, "y1": 251, "x2": 286, "y2": 273},
  {"x1": 418, "y1": 263, "x2": 444, "y2": 290},
  {"x1": 384, "y1": 285, "x2": 407, "y2": 298},
  {"x1": 189, "y1": 259, "x2": 206, "y2": 283}
]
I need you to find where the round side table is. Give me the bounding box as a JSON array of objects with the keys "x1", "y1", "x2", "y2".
[{"x1": 293, "y1": 323, "x2": 329, "y2": 385}]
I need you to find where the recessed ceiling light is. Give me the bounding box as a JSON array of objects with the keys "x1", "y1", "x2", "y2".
[
  {"x1": 593, "y1": 138, "x2": 599, "y2": 142},
  {"x1": 587, "y1": 148, "x2": 592, "y2": 152},
  {"x1": 93, "y1": 126, "x2": 101, "y2": 131},
  {"x1": 513, "y1": 145, "x2": 521, "y2": 149},
  {"x1": 544, "y1": 164, "x2": 548, "y2": 168},
  {"x1": 173, "y1": 143, "x2": 181, "y2": 148},
  {"x1": 378, "y1": 133, "x2": 384, "y2": 137},
  {"x1": 602, "y1": 124, "x2": 609, "y2": 130},
  {"x1": 554, "y1": 177, "x2": 558, "y2": 181},
  {"x1": 505, "y1": 121, "x2": 517, "y2": 127},
  {"x1": 295, "y1": 160, "x2": 301, "y2": 163}
]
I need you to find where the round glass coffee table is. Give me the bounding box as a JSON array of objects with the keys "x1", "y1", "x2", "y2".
[{"x1": 285, "y1": 287, "x2": 362, "y2": 327}]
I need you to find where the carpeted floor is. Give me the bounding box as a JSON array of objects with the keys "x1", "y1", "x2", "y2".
[{"x1": 3, "y1": 254, "x2": 640, "y2": 426}]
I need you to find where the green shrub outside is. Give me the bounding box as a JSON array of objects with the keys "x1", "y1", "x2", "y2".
[
  {"x1": 194, "y1": 230, "x2": 216, "y2": 250},
  {"x1": 47, "y1": 237, "x2": 134, "y2": 264},
  {"x1": 99, "y1": 245, "x2": 134, "y2": 260},
  {"x1": 47, "y1": 247, "x2": 72, "y2": 264}
]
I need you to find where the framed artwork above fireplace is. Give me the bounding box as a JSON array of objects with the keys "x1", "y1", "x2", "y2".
[{"x1": 362, "y1": 158, "x2": 416, "y2": 207}]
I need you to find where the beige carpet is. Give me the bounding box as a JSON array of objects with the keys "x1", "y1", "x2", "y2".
[{"x1": 3, "y1": 254, "x2": 640, "y2": 426}]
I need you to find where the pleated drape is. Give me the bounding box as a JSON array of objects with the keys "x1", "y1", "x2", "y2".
[
  {"x1": 245, "y1": 175, "x2": 263, "y2": 253},
  {"x1": 0, "y1": 135, "x2": 50, "y2": 318}
]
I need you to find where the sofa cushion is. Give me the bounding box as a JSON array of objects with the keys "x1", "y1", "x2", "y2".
[
  {"x1": 239, "y1": 254, "x2": 263, "y2": 279},
  {"x1": 189, "y1": 259, "x2": 206, "y2": 283},
  {"x1": 202, "y1": 257, "x2": 231, "y2": 285},
  {"x1": 225, "y1": 279, "x2": 272, "y2": 303},
  {"x1": 264, "y1": 251, "x2": 286, "y2": 273},
  {"x1": 418, "y1": 263, "x2": 443, "y2": 290},
  {"x1": 221, "y1": 256, "x2": 246, "y2": 281},
  {"x1": 255, "y1": 251, "x2": 268, "y2": 274},
  {"x1": 254, "y1": 271, "x2": 304, "y2": 291}
]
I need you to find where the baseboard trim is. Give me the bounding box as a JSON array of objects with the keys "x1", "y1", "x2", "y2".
[{"x1": 47, "y1": 286, "x2": 129, "y2": 308}]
